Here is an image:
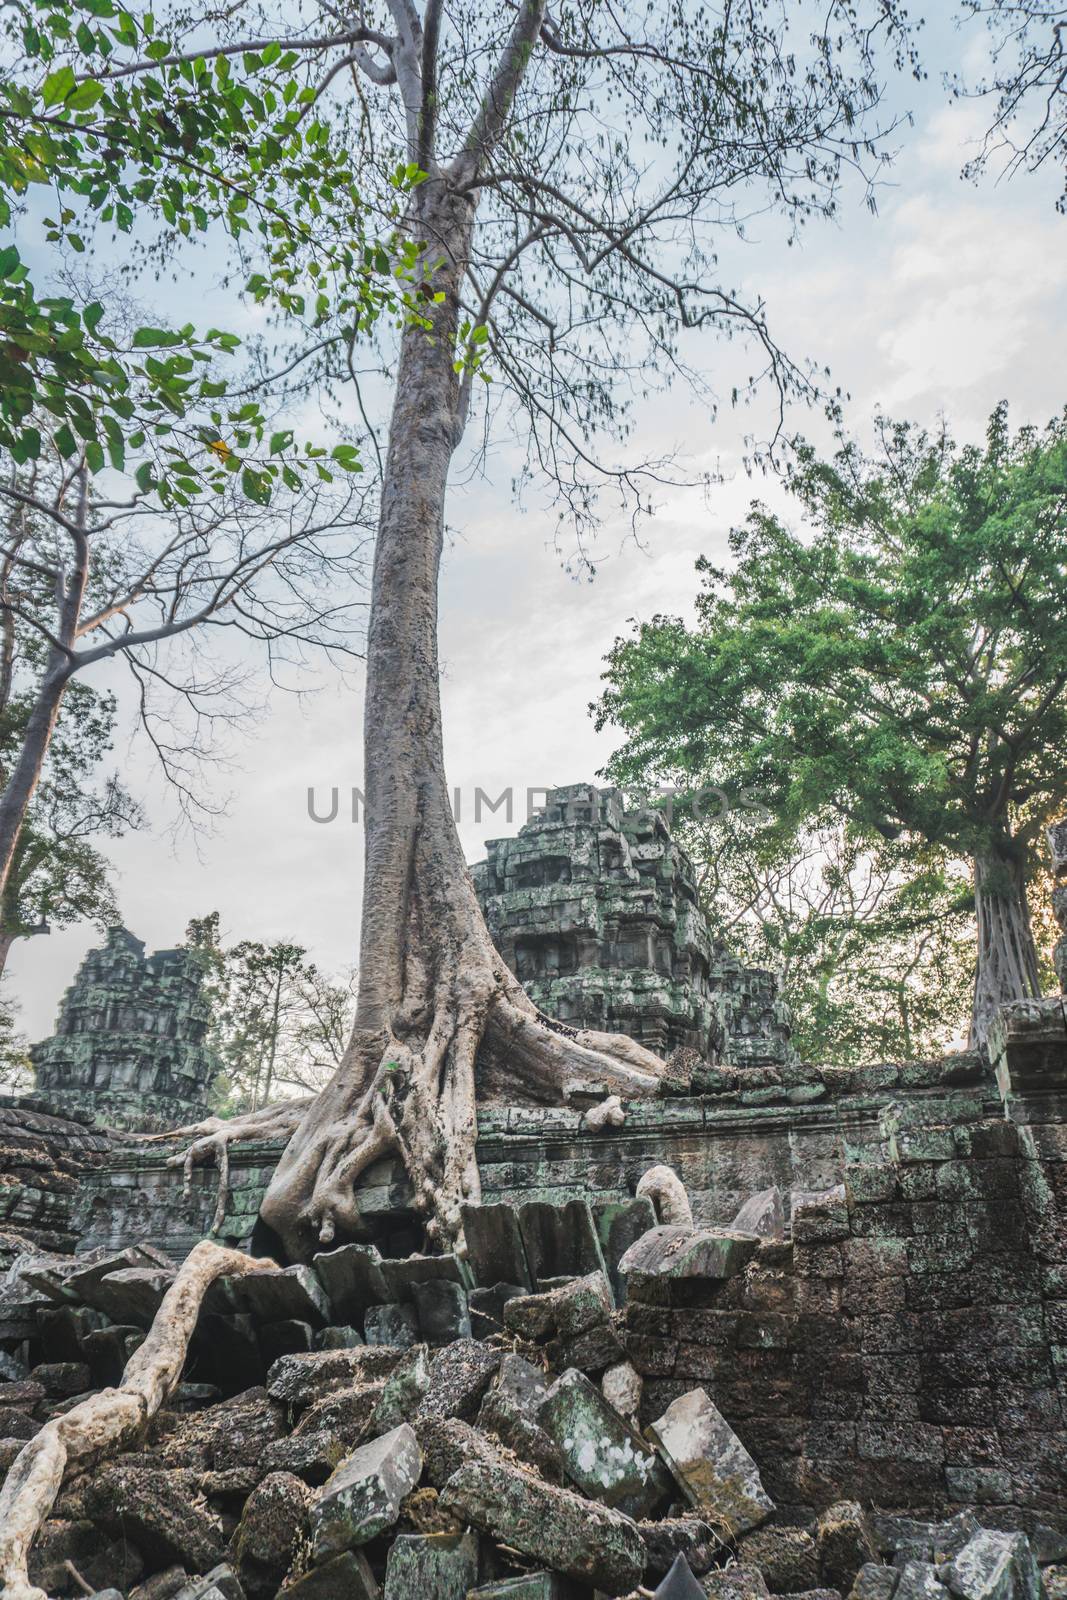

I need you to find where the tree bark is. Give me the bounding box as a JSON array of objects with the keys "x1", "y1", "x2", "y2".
[
  {"x1": 970, "y1": 837, "x2": 1042, "y2": 1052},
  {"x1": 256, "y1": 177, "x2": 666, "y2": 1261},
  {"x1": 0, "y1": 655, "x2": 70, "y2": 904}
]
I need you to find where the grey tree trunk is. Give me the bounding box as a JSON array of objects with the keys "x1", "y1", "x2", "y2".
[
  {"x1": 970, "y1": 840, "x2": 1042, "y2": 1053},
  {"x1": 259, "y1": 181, "x2": 666, "y2": 1260},
  {"x1": 0, "y1": 655, "x2": 69, "y2": 903}
]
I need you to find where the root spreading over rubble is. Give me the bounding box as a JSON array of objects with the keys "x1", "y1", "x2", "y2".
[{"x1": 0, "y1": 1242, "x2": 271, "y2": 1600}]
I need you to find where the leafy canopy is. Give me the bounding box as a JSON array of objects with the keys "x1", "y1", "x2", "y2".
[
  {"x1": 598, "y1": 403, "x2": 1067, "y2": 876},
  {"x1": 1, "y1": 0, "x2": 428, "y2": 502}
]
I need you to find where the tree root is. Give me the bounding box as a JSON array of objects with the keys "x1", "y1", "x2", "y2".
[
  {"x1": 637, "y1": 1164, "x2": 694, "y2": 1228},
  {"x1": 0, "y1": 1241, "x2": 272, "y2": 1600}
]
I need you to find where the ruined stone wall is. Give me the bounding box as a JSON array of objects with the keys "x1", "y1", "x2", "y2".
[{"x1": 624, "y1": 1106, "x2": 1067, "y2": 1536}]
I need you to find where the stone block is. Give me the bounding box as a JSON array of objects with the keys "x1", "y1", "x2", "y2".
[
  {"x1": 944, "y1": 1531, "x2": 1044, "y2": 1600},
  {"x1": 82, "y1": 1267, "x2": 175, "y2": 1325},
  {"x1": 231, "y1": 1471, "x2": 310, "y2": 1600},
  {"x1": 468, "y1": 1577, "x2": 567, "y2": 1600},
  {"x1": 536, "y1": 1367, "x2": 670, "y2": 1516},
  {"x1": 279, "y1": 1552, "x2": 379, "y2": 1600},
  {"x1": 174, "y1": 1565, "x2": 244, "y2": 1600},
  {"x1": 412, "y1": 1281, "x2": 471, "y2": 1345},
  {"x1": 741, "y1": 1527, "x2": 820, "y2": 1592},
  {"x1": 700, "y1": 1564, "x2": 771, "y2": 1600},
  {"x1": 817, "y1": 1504, "x2": 879, "y2": 1596},
  {"x1": 519, "y1": 1199, "x2": 609, "y2": 1285},
  {"x1": 382, "y1": 1532, "x2": 479, "y2": 1600},
  {"x1": 649, "y1": 1387, "x2": 774, "y2": 1537},
  {"x1": 380, "y1": 1255, "x2": 470, "y2": 1302},
  {"x1": 416, "y1": 1339, "x2": 501, "y2": 1422},
  {"x1": 893, "y1": 1566, "x2": 948, "y2": 1600},
  {"x1": 315, "y1": 1325, "x2": 363, "y2": 1350},
  {"x1": 439, "y1": 1460, "x2": 646, "y2": 1595},
  {"x1": 478, "y1": 1383, "x2": 564, "y2": 1481},
  {"x1": 731, "y1": 1189, "x2": 787, "y2": 1241},
  {"x1": 847, "y1": 1567, "x2": 899, "y2": 1600},
  {"x1": 468, "y1": 1284, "x2": 526, "y2": 1338},
  {"x1": 365, "y1": 1304, "x2": 420, "y2": 1348},
  {"x1": 620, "y1": 1227, "x2": 759, "y2": 1285},
  {"x1": 309, "y1": 1423, "x2": 422, "y2": 1562},
  {"x1": 266, "y1": 1347, "x2": 403, "y2": 1407},
  {"x1": 596, "y1": 1197, "x2": 659, "y2": 1299},
  {"x1": 234, "y1": 1266, "x2": 330, "y2": 1327},
  {"x1": 258, "y1": 1320, "x2": 315, "y2": 1364},
  {"x1": 461, "y1": 1204, "x2": 533, "y2": 1290},
  {"x1": 637, "y1": 1518, "x2": 725, "y2": 1580},
  {"x1": 313, "y1": 1244, "x2": 389, "y2": 1319}
]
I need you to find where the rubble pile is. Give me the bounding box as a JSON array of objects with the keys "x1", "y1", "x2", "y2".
[{"x1": 0, "y1": 1194, "x2": 1062, "y2": 1600}]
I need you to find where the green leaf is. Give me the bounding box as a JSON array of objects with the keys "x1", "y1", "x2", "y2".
[
  {"x1": 135, "y1": 461, "x2": 155, "y2": 493},
  {"x1": 85, "y1": 438, "x2": 105, "y2": 472},
  {"x1": 102, "y1": 413, "x2": 125, "y2": 470},
  {"x1": 132, "y1": 326, "x2": 182, "y2": 348},
  {"x1": 41, "y1": 65, "x2": 76, "y2": 107},
  {"x1": 66, "y1": 78, "x2": 104, "y2": 111},
  {"x1": 54, "y1": 422, "x2": 77, "y2": 458}
]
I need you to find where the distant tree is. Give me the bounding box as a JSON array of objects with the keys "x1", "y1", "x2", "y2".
[
  {"x1": 599, "y1": 405, "x2": 1067, "y2": 1053},
  {"x1": 200, "y1": 931, "x2": 356, "y2": 1114},
  {"x1": 679, "y1": 808, "x2": 975, "y2": 1063}
]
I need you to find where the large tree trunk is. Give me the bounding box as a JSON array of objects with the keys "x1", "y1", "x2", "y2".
[
  {"x1": 970, "y1": 838, "x2": 1042, "y2": 1052},
  {"x1": 0, "y1": 657, "x2": 69, "y2": 902},
  {"x1": 257, "y1": 179, "x2": 666, "y2": 1261}
]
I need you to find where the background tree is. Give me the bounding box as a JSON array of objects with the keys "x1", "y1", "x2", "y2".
[
  {"x1": 676, "y1": 805, "x2": 975, "y2": 1063},
  {"x1": 0, "y1": 443, "x2": 372, "y2": 928},
  {"x1": 599, "y1": 403, "x2": 1067, "y2": 1054}
]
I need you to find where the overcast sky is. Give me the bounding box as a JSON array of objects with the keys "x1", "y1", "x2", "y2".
[{"x1": 12, "y1": 16, "x2": 1067, "y2": 1039}]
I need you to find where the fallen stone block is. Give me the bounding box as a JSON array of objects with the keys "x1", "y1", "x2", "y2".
[
  {"x1": 602, "y1": 1360, "x2": 643, "y2": 1422},
  {"x1": 847, "y1": 1567, "x2": 899, "y2": 1600},
  {"x1": 944, "y1": 1531, "x2": 1044, "y2": 1600},
  {"x1": 700, "y1": 1563, "x2": 771, "y2": 1600},
  {"x1": 494, "y1": 1353, "x2": 549, "y2": 1412},
  {"x1": 649, "y1": 1388, "x2": 774, "y2": 1537},
  {"x1": 79, "y1": 1266, "x2": 175, "y2": 1325},
  {"x1": 620, "y1": 1227, "x2": 758, "y2": 1284},
  {"x1": 893, "y1": 1565, "x2": 947, "y2": 1600},
  {"x1": 412, "y1": 1280, "x2": 471, "y2": 1345},
  {"x1": 817, "y1": 1505, "x2": 880, "y2": 1597},
  {"x1": 595, "y1": 1197, "x2": 659, "y2": 1302},
  {"x1": 519, "y1": 1199, "x2": 609, "y2": 1286},
  {"x1": 731, "y1": 1189, "x2": 787, "y2": 1241},
  {"x1": 382, "y1": 1531, "x2": 479, "y2": 1600},
  {"x1": 439, "y1": 1459, "x2": 646, "y2": 1596},
  {"x1": 368, "y1": 1345, "x2": 432, "y2": 1434},
  {"x1": 477, "y1": 1383, "x2": 564, "y2": 1482},
  {"x1": 231, "y1": 1472, "x2": 310, "y2": 1600},
  {"x1": 315, "y1": 1324, "x2": 363, "y2": 1350},
  {"x1": 310, "y1": 1423, "x2": 423, "y2": 1562},
  {"x1": 66, "y1": 1463, "x2": 226, "y2": 1571},
  {"x1": 741, "y1": 1527, "x2": 820, "y2": 1592},
  {"x1": 415, "y1": 1416, "x2": 501, "y2": 1490},
  {"x1": 313, "y1": 1244, "x2": 389, "y2": 1319},
  {"x1": 31, "y1": 1361, "x2": 91, "y2": 1397},
  {"x1": 873, "y1": 1514, "x2": 980, "y2": 1567},
  {"x1": 415, "y1": 1338, "x2": 501, "y2": 1421},
  {"x1": 365, "y1": 1304, "x2": 420, "y2": 1348},
  {"x1": 280, "y1": 1552, "x2": 378, "y2": 1600},
  {"x1": 637, "y1": 1517, "x2": 724, "y2": 1580},
  {"x1": 234, "y1": 1266, "x2": 330, "y2": 1327},
  {"x1": 468, "y1": 1284, "x2": 526, "y2": 1338},
  {"x1": 381, "y1": 1254, "x2": 470, "y2": 1302},
  {"x1": 536, "y1": 1366, "x2": 670, "y2": 1517},
  {"x1": 258, "y1": 1320, "x2": 315, "y2": 1364},
  {"x1": 266, "y1": 1346, "x2": 402, "y2": 1407},
  {"x1": 468, "y1": 1577, "x2": 567, "y2": 1600}
]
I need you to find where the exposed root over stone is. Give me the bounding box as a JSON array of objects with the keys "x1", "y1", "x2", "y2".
[
  {"x1": 0, "y1": 1240, "x2": 272, "y2": 1600},
  {"x1": 145, "y1": 1099, "x2": 312, "y2": 1238},
  {"x1": 637, "y1": 1164, "x2": 694, "y2": 1228}
]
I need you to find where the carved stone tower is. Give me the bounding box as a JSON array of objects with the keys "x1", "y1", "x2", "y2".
[
  {"x1": 472, "y1": 782, "x2": 794, "y2": 1070},
  {"x1": 30, "y1": 926, "x2": 219, "y2": 1131}
]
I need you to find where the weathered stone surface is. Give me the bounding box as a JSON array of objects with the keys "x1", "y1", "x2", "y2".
[
  {"x1": 731, "y1": 1189, "x2": 787, "y2": 1241},
  {"x1": 649, "y1": 1388, "x2": 773, "y2": 1536},
  {"x1": 365, "y1": 1304, "x2": 420, "y2": 1348},
  {"x1": 637, "y1": 1518, "x2": 724, "y2": 1580},
  {"x1": 31, "y1": 1361, "x2": 91, "y2": 1397},
  {"x1": 816, "y1": 1505, "x2": 879, "y2": 1597},
  {"x1": 847, "y1": 1567, "x2": 899, "y2": 1600},
  {"x1": 258, "y1": 1319, "x2": 315, "y2": 1364},
  {"x1": 152, "y1": 1386, "x2": 285, "y2": 1474},
  {"x1": 468, "y1": 1577, "x2": 567, "y2": 1600},
  {"x1": 537, "y1": 1367, "x2": 669, "y2": 1517},
  {"x1": 380, "y1": 1255, "x2": 469, "y2": 1301},
  {"x1": 519, "y1": 1199, "x2": 608, "y2": 1286},
  {"x1": 415, "y1": 1417, "x2": 501, "y2": 1490},
  {"x1": 602, "y1": 1360, "x2": 643, "y2": 1422},
  {"x1": 502, "y1": 1289, "x2": 560, "y2": 1341},
  {"x1": 174, "y1": 1565, "x2": 245, "y2": 1600},
  {"x1": 234, "y1": 1266, "x2": 330, "y2": 1327},
  {"x1": 266, "y1": 1346, "x2": 402, "y2": 1407},
  {"x1": 468, "y1": 1284, "x2": 525, "y2": 1338},
  {"x1": 700, "y1": 1564, "x2": 771, "y2": 1600},
  {"x1": 231, "y1": 1473, "x2": 310, "y2": 1600},
  {"x1": 315, "y1": 1325, "x2": 363, "y2": 1350},
  {"x1": 621, "y1": 1227, "x2": 758, "y2": 1284},
  {"x1": 893, "y1": 1565, "x2": 947, "y2": 1600},
  {"x1": 65, "y1": 1463, "x2": 226, "y2": 1570},
  {"x1": 944, "y1": 1532, "x2": 1044, "y2": 1600},
  {"x1": 439, "y1": 1459, "x2": 646, "y2": 1595},
  {"x1": 310, "y1": 1423, "x2": 422, "y2": 1561},
  {"x1": 461, "y1": 1204, "x2": 533, "y2": 1290},
  {"x1": 280, "y1": 1552, "x2": 378, "y2": 1600},
  {"x1": 416, "y1": 1339, "x2": 501, "y2": 1421},
  {"x1": 28, "y1": 1517, "x2": 145, "y2": 1596},
  {"x1": 596, "y1": 1197, "x2": 659, "y2": 1300},
  {"x1": 477, "y1": 1383, "x2": 565, "y2": 1482},
  {"x1": 495, "y1": 1353, "x2": 549, "y2": 1412},
  {"x1": 313, "y1": 1244, "x2": 389, "y2": 1318},
  {"x1": 411, "y1": 1280, "x2": 471, "y2": 1345},
  {"x1": 741, "y1": 1527, "x2": 820, "y2": 1593},
  {"x1": 873, "y1": 1515, "x2": 980, "y2": 1567},
  {"x1": 368, "y1": 1345, "x2": 432, "y2": 1434},
  {"x1": 260, "y1": 1382, "x2": 384, "y2": 1485},
  {"x1": 382, "y1": 1531, "x2": 479, "y2": 1600},
  {"x1": 400, "y1": 1486, "x2": 462, "y2": 1536}
]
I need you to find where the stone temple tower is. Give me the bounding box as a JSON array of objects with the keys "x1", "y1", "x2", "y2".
[
  {"x1": 30, "y1": 926, "x2": 220, "y2": 1132},
  {"x1": 472, "y1": 782, "x2": 794, "y2": 1071}
]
